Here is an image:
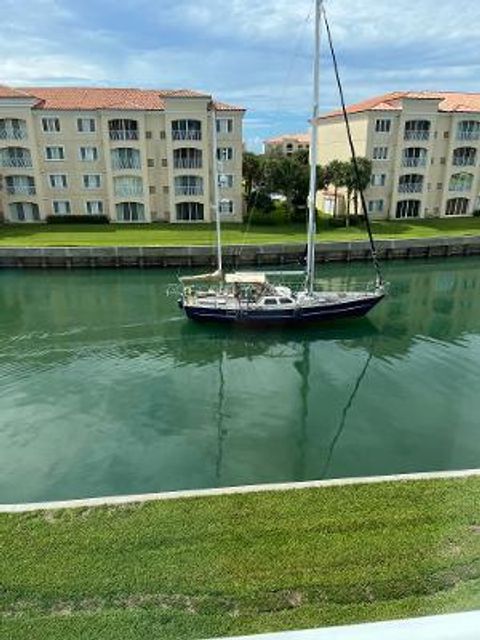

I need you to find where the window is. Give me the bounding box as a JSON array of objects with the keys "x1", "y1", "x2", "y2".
[
  {"x1": 437, "y1": 182, "x2": 443, "y2": 190},
  {"x1": 9, "y1": 202, "x2": 40, "y2": 222},
  {"x1": 368, "y1": 200, "x2": 384, "y2": 213},
  {"x1": 77, "y1": 118, "x2": 96, "y2": 133},
  {"x1": 449, "y1": 173, "x2": 474, "y2": 192},
  {"x1": 375, "y1": 119, "x2": 391, "y2": 133},
  {"x1": 175, "y1": 202, "x2": 204, "y2": 221},
  {"x1": 371, "y1": 173, "x2": 386, "y2": 187},
  {"x1": 219, "y1": 199, "x2": 234, "y2": 215},
  {"x1": 116, "y1": 202, "x2": 145, "y2": 222},
  {"x1": 79, "y1": 146, "x2": 98, "y2": 162},
  {"x1": 114, "y1": 176, "x2": 143, "y2": 197},
  {"x1": 172, "y1": 120, "x2": 202, "y2": 141},
  {"x1": 111, "y1": 148, "x2": 141, "y2": 170},
  {"x1": 175, "y1": 175, "x2": 203, "y2": 196},
  {"x1": 372, "y1": 146, "x2": 388, "y2": 160},
  {"x1": 279, "y1": 298, "x2": 294, "y2": 305},
  {"x1": 218, "y1": 174, "x2": 234, "y2": 188},
  {"x1": 149, "y1": 186, "x2": 156, "y2": 194},
  {"x1": 86, "y1": 201, "x2": 103, "y2": 215},
  {"x1": 216, "y1": 118, "x2": 233, "y2": 134},
  {"x1": 396, "y1": 200, "x2": 420, "y2": 219},
  {"x1": 217, "y1": 147, "x2": 234, "y2": 161},
  {"x1": 53, "y1": 200, "x2": 71, "y2": 215},
  {"x1": 147, "y1": 159, "x2": 155, "y2": 167},
  {"x1": 83, "y1": 174, "x2": 101, "y2": 189},
  {"x1": 445, "y1": 198, "x2": 469, "y2": 216},
  {"x1": 42, "y1": 117, "x2": 60, "y2": 133},
  {"x1": 45, "y1": 146, "x2": 64, "y2": 160},
  {"x1": 263, "y1": 298, "x2": 278, "y2": 306},
  {"x1": 5, "y1": 175, "x2": 35, "y2": 195},
  {"x1": 49, "y1": 174, "x2": 67, "y2": 189}
]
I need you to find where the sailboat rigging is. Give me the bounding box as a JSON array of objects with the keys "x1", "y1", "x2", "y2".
[{"x1": 178, "y1": 0, "x2": 385, "y2": 325}]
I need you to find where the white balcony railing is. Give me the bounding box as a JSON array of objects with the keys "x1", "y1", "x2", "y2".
[
  {"x1": 0, "y1": 127, "x2": 27, "y2": 140},
  {"x1": 111, "y1": 159, "x2": 141, "y2": 170},
  {"x1": 172, "y1": 130, "x2": 202, "y2": 141},
  {"x1": 109, "y1": 130, "x2": 139, "y2": 141},
  {"x1": 0, "y1": 157, "x2": 33, "y2": 168},
  {"x1": 175, "y1": 186, "x2": 203, "y2": 196},
  {"x1": 6, "y1": 185, "x2": 36, "y2": 195},
  {"x1": 402, "y1": 158, "x2": 427, "y2": 168},
  {"x1": 457, "y1": 131, "x2": 480, "y2": 141},
  {"x1": 173, "y1": 159, "x2": 202, "y2": 169},
  {"x1": 398, "y1": 183, "x2": 423, "y2": 193},
  {"x1": 449, "y1": 184, "x2": 472, "y2": 192},
  {"x1": 452, "y1": 157, "x2": 476, "y2": 167},
  {"x1": 404, "y1": 131, "x2": 430, "y2": 141},
  {"x1": 114, "y1": 186, "x2": 144, "y2": 197}
]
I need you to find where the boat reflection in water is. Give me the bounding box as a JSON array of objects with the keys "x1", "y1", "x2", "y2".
[{"x1": 0, "y1": 258, "x2": 479, "y2": 502}]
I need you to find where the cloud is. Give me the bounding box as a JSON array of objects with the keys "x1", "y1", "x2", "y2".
[{"x1": 0, "y1": 0, "x2": 479, "y2": 151}]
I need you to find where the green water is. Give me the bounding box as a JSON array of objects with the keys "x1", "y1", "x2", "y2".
[{"x1": 0, "y1": 259, "x2": 479, "y2": 503}]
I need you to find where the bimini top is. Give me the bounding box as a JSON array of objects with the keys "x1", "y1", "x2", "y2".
[{"x1": 225, "y1": 272, "x2": 267, "y2": 285}]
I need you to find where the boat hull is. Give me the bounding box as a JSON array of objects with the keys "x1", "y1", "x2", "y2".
[{"x1": 181, "y1": 294, "x2": 385, "y2": 325}]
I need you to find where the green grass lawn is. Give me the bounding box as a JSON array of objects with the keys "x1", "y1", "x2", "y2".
[
  {"x1": 1, "y1": 218, "x2": 480, "y2": 247},
  {"x1": 1, "y1": 477, "x2": 479, "y2": 639}
]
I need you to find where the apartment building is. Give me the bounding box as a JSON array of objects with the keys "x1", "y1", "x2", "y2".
[
  {"x1": 0, "y1": 85, "x2": 245, "y2": 223},
  {"x1": 316, "y1": 92, "x2": 480, "y2": 219},
  {"x1": 264, "y1": 132, "x2": 310, "y2": 156}
]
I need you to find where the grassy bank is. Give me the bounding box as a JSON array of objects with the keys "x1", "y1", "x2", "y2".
[
  {"x1": 1, "y1": 217, "x2": 480, "y2": 247},
  {"x1": 1, "y1": 477, "x2": 480, "y2": 639}
]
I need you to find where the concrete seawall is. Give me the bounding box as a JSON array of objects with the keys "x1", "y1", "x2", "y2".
[{"x1": 1, "y1": 236, "x2": 480, "y2": 268}]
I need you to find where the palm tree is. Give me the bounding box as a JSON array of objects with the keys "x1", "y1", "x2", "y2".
[
  {"x1": 344, "y1": 157, "x2": 372, "y2": 224},
  {"x1": 242, "y1": 152, "x2": 263, "y2": 210},
  {"x1": 327, "y1": 160, "x2": 349, "y2": 218}
]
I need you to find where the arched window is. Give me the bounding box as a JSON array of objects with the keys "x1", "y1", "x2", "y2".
[
  {"x1": 449, "y1": 173, "x2": 474, "y2": 192},
  {"x1": 402, "y1": 148, "x2": 428, "y2": 168},
  {"x1": 445, "y1": 198, "x2": 469, "y2": 216},
  {"x1": 111, "y1": 148, "x2": 141, "y2": 170},
  {"x1": 0, "y1": 147, "x2": 32, "y2": 167},
  {"x1": 174, "y1": 175, "x2": 203, "y2": 196},
  {"x1": 457, "y1": 121, "x2": 480, "y2": 141},
  {"x1": 173, "y1": 148, "x2": 202, "y2": 169},
  {"x1": 176, "y1": 202, "x2": 204, "y2": 221},
  {"x1": 115, "y1": 202, "x2": 145, "y2": 222},
  {"x1": 398, "y1": 174, "x2": 424, "y2": 193},
  {"x1": 396, "y1": 200, "x2": 421, "y2": 219},
  {"x1": 452, "y1": 147, "x2": 477, "y2": 167},
  {"x1": 113, "y1": 176, "x2": 143, "y2": 197},
  {"x1": 404, "y1": 120, "x2": 431, "y2": 141},
  {"x1": 0, "y1": 118, "x2": 27, "y2": 140},
  {"x1": 108, "y1": 119, "x2": 139, "y2": 141},
  {"x1": 172, "y1": 120, "x2": 202, "y2": 141}
]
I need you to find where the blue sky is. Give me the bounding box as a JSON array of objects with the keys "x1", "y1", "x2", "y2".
[{"x1": 1, "y1": 0, "x2": 479, "y2": 151}]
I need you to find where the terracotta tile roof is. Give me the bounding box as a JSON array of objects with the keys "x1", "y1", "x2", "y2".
[
  {"x1": 212, "y1": 100, "x2": 246, "y2": 112},
  {"x1": 320, "y1": 91, "x2": 480, "y2": 119},
  {"x1": 265, "y1": 132, "x2": 310, "y2": 144},
  {"x1": 0, "y1": 85, "x2": 244, "y2": 112}
]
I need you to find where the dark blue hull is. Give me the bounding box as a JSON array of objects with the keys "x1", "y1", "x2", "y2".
[{"x1": 182, "y1": 294, "x2": 384, "y2": 325}]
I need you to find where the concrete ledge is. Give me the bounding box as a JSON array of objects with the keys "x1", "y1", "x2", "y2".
[
  {"x1": 1, "y1": 468, "x2": 478, "y2": 513},
  {"x1": 1, "y1": 236, "x2": 480, "y2": 268},
  {"x1": 208, "y1": 611, "x2": 480, "y2": 640}
]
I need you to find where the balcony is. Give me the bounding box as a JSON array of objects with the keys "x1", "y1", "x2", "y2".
[
  {"x1": 457, "y1": 131, "x2": 480, "y2": 141},
  {"x1": 172, "y1": 119, "x2": 202, "y2": 142},
  {"x1": 0, "y1": 156, "x2": 32, "y2": 168},
  {"x1": 453, "y1": 157, "x2": 476, "y2": 167},
  {"x1": 175, "y1": 185, "x2": 204, "y2": 196},
  {"x1": 114, "y1": 185, "x2": 144, "y2": 197},
  {"x1": 173, "y1": 158, "x2": 202, "y2": 169},
  {"x1": 0, "y1": 127, "x2": 27, "y2": 140},
  {"x1": 112, "y1": 159, "x2": 141, "y2": 170},
  {"x1": 402, "y1": 157, "x2": 427, "y2": 168},
  {"x1": 109, "y1": 129, "x2": 139, "y2": 141},
  {"x1": 6, "y1": 185, "x2": 36, "y2": 195},
  {"x1": 398, "y1": 183, "x2": 423, "y2": 194},
  {"x1": 404, "y1": 130, "x2": 430, "y2": 141},
  {"x1": 172, "y1": 130, "x2": 202, "y2": 141}
]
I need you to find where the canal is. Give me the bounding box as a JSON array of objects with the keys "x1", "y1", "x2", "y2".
[{"x1": 0, "y1": 258, "x2": 479, "y2": 503}]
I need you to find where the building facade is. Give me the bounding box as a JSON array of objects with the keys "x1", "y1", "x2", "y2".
[
  {"x1": 317, "y1": 92, "x2": 480, "y2": 219},
  {"x1": 264, "y1": 132, "x2": 310, "y2": 156},
  {"x1": 0, "y1": 85, "x2": 245, "y2": 223}
]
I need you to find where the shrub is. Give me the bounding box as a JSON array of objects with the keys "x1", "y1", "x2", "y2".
[
  {"x1": 247, "y1": 190, "x2": 274, "y2": 213},
  {"x1": 472, "y1": 210, "x2": 480, "y2": 218},
  {"x1": 46, "y1": 215, "x2": 110, "y2": 224},
  {"x1": 249, "y1": 204, "x2": 291, "y2": 226}
]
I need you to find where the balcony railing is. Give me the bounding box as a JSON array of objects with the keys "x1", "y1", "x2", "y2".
[
  {"x1": 172, "y1": 130, "x2": 202, "y2": 141},
  {"x1": 175, "y1": 186, "x2": 204, "y2": 196},
  {"x1": 449, "y1": 184, "x2": 472, "y2": 192},
  {"x1": 402, "y1": 158, "x2": 427, "y2": 168},
  {"x1": 173, "y1": 159, "x2": 202, "y2": 169},
  {"x1": 457, "y1": 131, "x2": 480, "y2": 141},
  {"x1": 111, "y1": 159, "x2": 141, "y2": 170},
  {"x1": 0, "y1": 127, "x2": 27, "y2": 140},
  {"x1": 6, "y1": 185, "x2": 36, "y2": 195},
  {"x1": 0, "y1": 157, "x2": 32, "y2": 168},
  {"x1": 398, "y1": 183, "x2": 423, "y2": 194},
  {"x1": 404, "y1": 131, "x2": 430, "y2": 141},
  {"x1": 114, "y1": 186, "x2": 144, "y2": 197},
  {"x1": 109, "y1": 130, "x2": 139, "y2": 141},
  {"x1": 453, "y1": 157, "x2": 476, "y2": 167}
]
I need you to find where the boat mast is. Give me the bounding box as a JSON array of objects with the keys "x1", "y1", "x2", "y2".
[
  {"x1": 306, "y1": 0, "x2": 322, "y2": 295},
  {"x1": 211, "y1": 107, "x2": 223, "y2": 273}
]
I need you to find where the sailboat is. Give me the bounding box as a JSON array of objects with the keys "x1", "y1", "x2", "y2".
[{"x1": 178, "y1": 0, "x2": 385, "y2": 325}]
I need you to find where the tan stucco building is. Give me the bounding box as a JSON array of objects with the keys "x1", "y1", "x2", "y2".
[
  {"x1": 317, "y1": 91, "x2": 480, "y2": 219},
  {"x1": 264, "y1": 132, "x2": 310, "y2": 156},
  {"x1": 0, "y1": 85, "x2": 245, "y2": 223}
]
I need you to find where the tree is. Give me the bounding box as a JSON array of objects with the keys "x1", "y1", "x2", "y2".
[
  {"x1": 326, "y1": 160, "x2": 349, "y2": 218},
  {"x1": 344, "y1": 157, "x2": 372, "y2": 224},
  {"x1": 242, "y1": 152, "x2": 263, "y2": 209}
]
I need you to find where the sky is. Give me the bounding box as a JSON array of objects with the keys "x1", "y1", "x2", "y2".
[{"x1": 1, "y1": 0, "x2": 479, "y2": 151}]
